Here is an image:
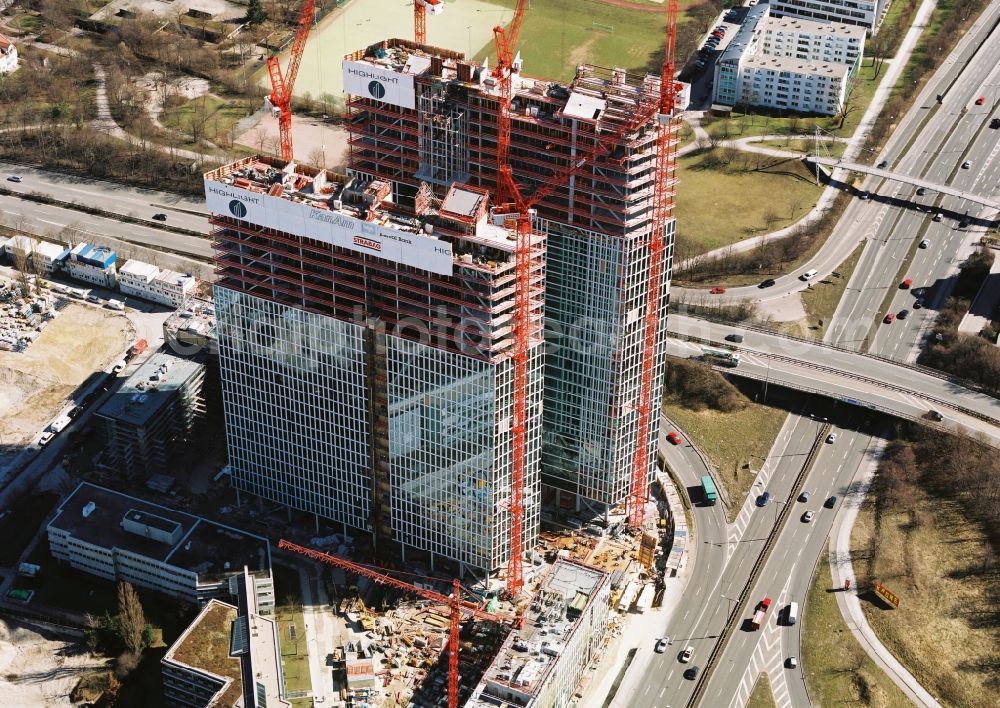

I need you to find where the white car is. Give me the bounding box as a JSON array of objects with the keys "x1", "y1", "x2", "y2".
[
  {"x1": 786, "y1": 656, "x2": 798, "y2": 668},
  {"x1": 655, "y1": 637, "x2": 669, "y2": 653},
  {"x1": 826, "y1": 433, "x2": 837, "y2": 443},
  {"x1": 39, "y1": 432, "x2": 54, "y2": 446},
  {"x1": 802, "y1": 511, "x2": 815, "y2": 523},
  {"x1": 680, "y1": 646, "x2": 694, "y2": 663},
  {"x1": 8, "y1": 175, "x2": 22, "y2": 183},
  {"x1": 961, "y1": 160, "x2": 971, "y2": 169}
]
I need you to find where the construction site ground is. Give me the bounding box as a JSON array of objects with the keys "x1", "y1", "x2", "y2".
[
  {"x1": 0, "y1": 619, "x2": 109, "y2": 705},
  {"x1": 0, "y1": 300, "x2": 129, "y2": 462}
]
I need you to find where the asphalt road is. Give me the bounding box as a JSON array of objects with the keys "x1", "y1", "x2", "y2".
[
  {"x1": 0, "y1": 191, "x2": 212, "y2": 260},
  {"x1": 701, "y1": 423, "x2": 874, "y2": 708},
  {"x1": 0, "y1": 160, "x2": 209, "y2": 233},
  {"x1": 826, "y1": 4, "x2": 1000, "y2": 356},
  {"x1": 631, "y1": 409, "x2": 833, "y2": 708}
]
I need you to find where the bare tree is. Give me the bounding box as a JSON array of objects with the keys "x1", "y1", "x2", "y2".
[
  {"x1": 837, "y1": 82, "x2": 862, "y2": 130},
  {"x1": 116, "y1": 581, "x2": 147, "y2": 657}
]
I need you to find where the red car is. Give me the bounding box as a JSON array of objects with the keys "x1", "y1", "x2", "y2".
[
  {"x1": 710, "y1": 286, "x2": 726, "y2": 294},
  {"x1": 975, "y1": 96, "x2": 985, "y2": 105},
  {"x1": 667, "y1": 432, "x2": 683, "y2": 445},
  {"x1": 884, "y1": 312, "x2": 896, "y2": 324},
  {"x1": 900, "y1": 278, "x2": 912, "y2": 289}
]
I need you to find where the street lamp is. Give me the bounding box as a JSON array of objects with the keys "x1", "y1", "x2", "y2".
[{"x1": 720, "y1": 593, "x2": 737, "y2": 618}]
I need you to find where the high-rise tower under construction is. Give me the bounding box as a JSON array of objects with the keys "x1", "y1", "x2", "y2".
[{"x1": 208, "y1": 38, "x2": 673, "y2": 579}]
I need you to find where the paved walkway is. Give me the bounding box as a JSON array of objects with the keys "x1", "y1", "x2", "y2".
[
  {"x1": 827, "y1": 439, "x2": 942, "y2": 708},
  {"x1": 91, "y1": 64, "x2": 213, "y2": 163},
  {"x1": 676, "y1": 0, "x2": 938, "y2": 271}
]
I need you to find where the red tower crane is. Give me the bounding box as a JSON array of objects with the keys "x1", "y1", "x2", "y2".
[
  {"x1": 413, "y1": 0, "x2": 443, "y2": 44},
  {"x1": 279, "y1": 539, "x2": 515, "y2": 708},
  {"x1": 627, "y1": 0, "x2": 680, "y2": 530},
  {"x1": 489, "y1": 0, "x2": 681, "y2": 559},
  {"x1": 266, "y1": 0, "x2": 317, "y2": 162}
]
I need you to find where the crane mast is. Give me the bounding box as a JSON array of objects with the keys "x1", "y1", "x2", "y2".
[
  {"x1": 266, "y1": 0, "x2": 317, "y2": 162},
  {"x1": 627, "y1": 0, "x2": 680, "y2": 529}
]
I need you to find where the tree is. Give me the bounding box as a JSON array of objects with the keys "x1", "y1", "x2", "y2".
[
  {"x1": 116, "y1": 581, "x2": 147, "y2": 657},
  {"x1": 836, "y1": 82, "x2": 862, "y2": 130},
  {"x1": 246, "y1": 0, "x2": 267, "y2": 25}
]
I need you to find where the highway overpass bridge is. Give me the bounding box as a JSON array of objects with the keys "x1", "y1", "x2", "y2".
[
  {"x1": 667, "y1": 315, "x2": 1000, "y2": 448},
  {"x1": 808, "y1": 156, "x2": 1000, "y2": 212}
]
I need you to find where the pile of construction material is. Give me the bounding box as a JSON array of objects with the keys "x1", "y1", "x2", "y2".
[{"x1": 0, "y1": 282, "x2": 57, "y2": 352}]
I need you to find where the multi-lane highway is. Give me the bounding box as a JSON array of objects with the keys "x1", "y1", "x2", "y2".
[
  {"x1": 0, "y1": 160, "x2": 209, "y2": 232},
  {"x1": 826, "y1": 4, "x2": 1000, "y2": 359},
  {"x1": 699, "y1": 424, "x2": 874, "y2": 708},
  {"x1": 632, "y1": 408, "x2": 843, "y2": 707}
]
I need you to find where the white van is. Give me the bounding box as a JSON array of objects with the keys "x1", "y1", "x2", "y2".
[
  {"x1": 800, "y1": 269, "x2": 818, "y2": 281},
  {"x1": 787, "y1": 601, "x2": 799, "y2": 625}
]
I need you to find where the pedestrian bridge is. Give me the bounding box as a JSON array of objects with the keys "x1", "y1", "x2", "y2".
[{"x1": 808, "y1": 156, "x2": 1000, "y2": 211}]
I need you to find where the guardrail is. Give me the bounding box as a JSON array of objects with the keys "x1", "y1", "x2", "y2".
[
  {"x1": 660, "y1": 412, "x2": 730, "y2": 510},
  {"x1": 687, "y1": 423, "x2": 831, "y2": 708}
]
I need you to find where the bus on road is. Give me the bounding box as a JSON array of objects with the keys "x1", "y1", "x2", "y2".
[
  {"x1": 701, "y1": 347, "x2": 740, "y2": 367},
  {"x1": 701, "y1": 475, "x2": 718, "y2": 505}
]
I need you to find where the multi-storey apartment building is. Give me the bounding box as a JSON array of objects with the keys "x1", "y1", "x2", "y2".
[
  {"x1": 770, "y1": 0, "x2": 888, "y2": 34},
  {"x1": 209, "y1": 39, "x2": 671, "y2": 579},
  {"x1": 714, "y1": 3, "x2": 864, "y2": 115}
]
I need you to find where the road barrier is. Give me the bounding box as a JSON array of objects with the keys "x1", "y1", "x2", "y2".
[{"x1": 687, "y1": 424, "x2": 830, "y2": 707}]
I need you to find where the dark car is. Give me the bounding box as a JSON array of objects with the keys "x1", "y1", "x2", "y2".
[
  {"x1": 152, "y1": 213, "x2": 167, "y2": 221},
  {"x1": 897, "y1": 309, "x2": 910, "y2": 320},
  {"x1": 914, "y1": 298, "x2": 924, "y2": 309},
  {"x1": 756, "y1": 491, "x2": 771, "y2": 507},
  {"x1": 683, "y1": 666, "x2": 700, "y2": 680},
  {"x1": 959, "y1": 217, "x2": 970, "y2": 228},
  {"x1": 824, "y1": 496, "x2": 837, "y2": 508},
  {"x1": 916, "y1": 187, "x2": 927, "y2": 196},
  {"x1": 798, "y1": 490, "x2": 811, "y2": 502},
  {"x1": 877, "y1": 160, "x2": 889, "y2": 169},
  {"x1": 991, "y1": 118, "x2": 1000, "y2": 129},
  {"x1": 758, "y1": 278, "x2": 776, "y2": 288},
  {"x1": 725, "y1": 333, "x2": 744, "y2": 343}
]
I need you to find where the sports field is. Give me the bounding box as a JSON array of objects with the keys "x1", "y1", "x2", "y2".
[
  {"x1": 275, "y1": 0, "x2": 682, "y2": 99},
  {"x1": 283, "y1": 0, "x2": 512, "y2": 101}
]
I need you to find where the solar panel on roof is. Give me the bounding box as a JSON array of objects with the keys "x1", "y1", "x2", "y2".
[{"x1": 230, "y1": 615, "x2": 249, "y2": 656}]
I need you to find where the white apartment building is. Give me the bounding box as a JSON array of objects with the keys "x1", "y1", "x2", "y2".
[
  {"x1": 118, "y1": 258, "x2": 196, "y2": 308},
  {"x1": 64, "y1": 243, "x2": 118, "y2": 288},
  {"x1": 714, "y1": 2, "x2": 863, "y2": 116},
  {"x1": 762, "y1": 15, "x2": 865, "y2": 65},
  {"x1": 770, "y1": 0, "x2": 888, "y2": 34},
  {"x1": 0, "y1": 34, "x2": 18, "y2": 75},
  {"x1": 740, "y1": 55, "x2": 851, "y2": 114}
]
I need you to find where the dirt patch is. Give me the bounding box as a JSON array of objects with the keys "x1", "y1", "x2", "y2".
[
  {"x1": 0, "y1": 303, "x2": 130, "y2": 449},
  {"x1": 0, "y1": 620, "x2": 109, "y2": 705}
]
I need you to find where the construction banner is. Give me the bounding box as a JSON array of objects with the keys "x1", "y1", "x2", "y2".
[{"x1": 873, "y1": 581, "x2": 900, "y2": 608}]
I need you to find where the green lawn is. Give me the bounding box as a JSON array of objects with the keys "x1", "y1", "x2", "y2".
[
  {"x1": 675, "y1": 151, "x2": 822, "y2": 258},
  {"x1": 802, "y1": 553, "x2": 913, "y2": 708},
  {"x1": 663, "y1": 390, "x2": 787, "y2": 521},
  {"x1": 703, "y1": 61, "x2": 883, "y2": 141},
  {"x1": 273, "y1": 564, "x2": 312, "y2": 695},
  {"x1": 746, "y1": 673, "x2": 777, "y2": 708},
  {"x1": 476, "y1": 0, "x2": 698, "y2": 81},
  {"x1": 160, "y1": 95, "x2": 251, "y2": 146}
]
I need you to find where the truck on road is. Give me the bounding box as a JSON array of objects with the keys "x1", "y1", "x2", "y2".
[
  {"x1": 701, "y1": 475, "x2": 718, "y2": 506},
  {"x1": 126, "y1": 338, "x2": 148, "y2": 360},
  {"x1": 750, "y1": 597, "x2": 772, "y2": 629}
]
